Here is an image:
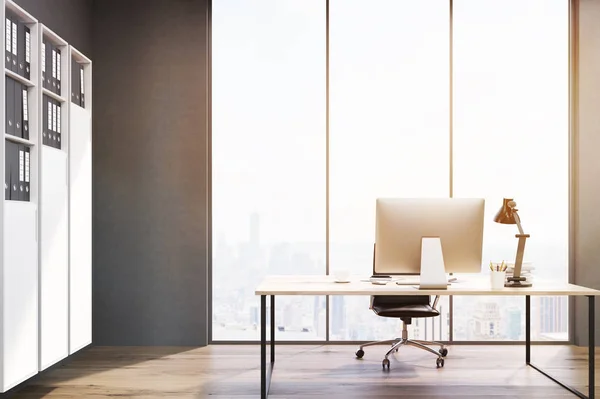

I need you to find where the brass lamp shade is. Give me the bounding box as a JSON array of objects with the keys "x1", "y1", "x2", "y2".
[{"x1": 494, "y1": 198, "x2": 517, "y2": 225}]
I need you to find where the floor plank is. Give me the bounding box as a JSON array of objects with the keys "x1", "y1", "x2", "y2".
[{"x1": 10, "y1": 345, "x2": 599, "y2": 398}]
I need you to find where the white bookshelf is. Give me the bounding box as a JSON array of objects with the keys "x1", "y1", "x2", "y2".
[
  {"x1": 68, "y1": 45, "x2": 91, "y2": 354},
  {"x1": 0, "y1": 1, "x2": 92, "y2": 392},
  {"x1": 1, "y1": 0, "x2": 38, "y2": 392},
  {"x1": 38, "y1": 24, "x2": 69, "y2": 372}
]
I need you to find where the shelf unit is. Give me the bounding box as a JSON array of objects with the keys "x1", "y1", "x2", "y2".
[
  {"x1": 0, "y1": 0, "x2": 91, "y2": 392},
  {"x1": 1, "y1": 0, "x2": 38, "y2": 392},
  {"x1": 68, "y1": 45, "x2": 91, "y2": 354},
  {"x1": 38, "y1": 24, "x2": 69, "y2": 372}
]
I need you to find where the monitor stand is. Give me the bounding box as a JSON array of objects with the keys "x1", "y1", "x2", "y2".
[{"x1": 419, "y1": 237, "x2": 448, "y2": 290}]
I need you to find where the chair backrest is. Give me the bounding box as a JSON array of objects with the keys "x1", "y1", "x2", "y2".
[{"x1": 372, "y1": 295, "x2": 430, "y2": 307}]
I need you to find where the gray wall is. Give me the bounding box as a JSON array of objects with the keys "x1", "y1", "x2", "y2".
[
  {"x1": 14, "y1": 0, "x2": 92, "y2": 57},
  {"x1": 91, "y1": 0, "x2": 211, "y2": 345},
  {"x1": 574, "y1": 0, "x2": 600, "y2": 345}
]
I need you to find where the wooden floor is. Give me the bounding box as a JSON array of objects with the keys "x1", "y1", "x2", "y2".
[{"x1": 10, "y1": 345, "x2": 599, "y2": 398}]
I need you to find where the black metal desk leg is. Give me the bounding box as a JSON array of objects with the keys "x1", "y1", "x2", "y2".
[
  {"x1": 526, "y1": 295, "x2": 531, "y2": 364},
  {"x1": 271, "y1": 295, "x2": 275, "y2": 364},
  {"x1": 260, "y1": 295, "x2": 275, "y2": 399},
  {"x1": 261, "y1": 295, "x2": 267, "y2": 398},
  {"x1": 589, "y1": 295, "x2": 595, "y2": 399}
]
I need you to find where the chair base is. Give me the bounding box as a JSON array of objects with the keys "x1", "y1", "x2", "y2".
[{"x1": 356, "y1": 337, "x2": 448, "y2": 369}]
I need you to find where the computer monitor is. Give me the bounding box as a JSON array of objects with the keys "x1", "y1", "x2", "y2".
[{"x1": 374, "y1": 198, "x2": 485, "y2": 275}]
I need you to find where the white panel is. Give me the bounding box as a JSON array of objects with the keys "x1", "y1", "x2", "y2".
[
  {"x1": 39, "y1": 148, "x2": 68, "y2": 370},
  {"x1": 3, "y1": 202, "x2": 38, "y2": 390},
  {"x1": 69, "y1": 105, "x2": 91, "y2": 353}
]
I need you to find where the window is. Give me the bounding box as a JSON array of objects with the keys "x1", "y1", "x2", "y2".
[
  {"x1": 452, "y1": 0, "x2": 569, "y2": 341},
  {"x1": 329, "y1": 0, "x2": 450, "y2": 341},
  {"x1": 212, "y1": 0, "x2": 569, "y2": 343},
  {"x1": 212, "y1": 0, "x2": 326, "y2": 340}
]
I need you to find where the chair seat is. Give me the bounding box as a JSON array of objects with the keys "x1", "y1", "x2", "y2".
[{"x1": 372, "y1": 303, "x2": 439, "y2": 318}]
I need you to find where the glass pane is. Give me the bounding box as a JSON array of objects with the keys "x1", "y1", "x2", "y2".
[
  {"x1": 329, "y1": 0, "x2": 450, "y2": 341},
  {"x1": 453, "y1": 0, "x2": 569, "y2": 341},
  {"x1": 212, "y1": 0, "x2": 326, "y2": 340}
]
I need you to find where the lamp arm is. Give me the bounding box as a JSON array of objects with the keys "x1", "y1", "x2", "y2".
[{"x1": 512, "y1": 210, "x2": 525, "y2": 235}]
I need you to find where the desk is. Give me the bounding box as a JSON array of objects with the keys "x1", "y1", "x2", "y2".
[{"x1": 255, "y1": 275, "x2": 600, "y2": 399}]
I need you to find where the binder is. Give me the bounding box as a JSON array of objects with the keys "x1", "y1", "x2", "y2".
[
  {"x1": 56, "y1": 102, "x2": 61, "y2": 149},
  {"x1": 51, "y1": 46, "x2": 57, "y2": 93},
  {"x1": 5, "y1": 13, "x2": 11, "y2": 70},
  {"x1": 18, "y1": 144, "x2": 24, "y2": 200},
  {"x1": 45, "y1": 40, "x2": 52, "y2": 89},
  {"x1": 5, "y1": 76, "x2": 14, "y2": 136},
  {"x1": 71, "y1": 57, "x2": 80, "y2": 105},
  {"x1": 42, "y1": 95, "x2": 48, "y2": 145},
  {"x1": 17, "y1": 20, "x2": 25, "y2": 77},
  {"x1": 5, "y1": 140, "x2": 9, "y2": 199},
  {"x1": 80, "y1": 64, "x2": 85, "y2": 108},
  {"x1": 52, "y1": 100, "x2": 57, "y2": 148},
  {"x1": 56, "y1": 48, "x2": 61, "y2": 95},
  {"x1": 14, "y1": 80, "x2": 22, "y2": 138},
  {"x1": 24, "y1": 25, "x2": 30, "y2": 79},
  {"x1": 22, "y1": 86, "x2": 28, "y2": 140},
  {"x1": 10, "y1": 16, "x2": 17, "y2": 73},
  {"x1": 23, "y1": 146, "x2": 29, "y2": 201},
  {"x1": 10, "y1": 141, "x2": 17, "y2": 199},
  {"x1": 41, "y1": 39, "x2": 46, "y2": 89}
]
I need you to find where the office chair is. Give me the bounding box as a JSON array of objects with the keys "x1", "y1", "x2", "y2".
[{"x1": 355, "y1": 246, "x2": 448, "y2": 370}]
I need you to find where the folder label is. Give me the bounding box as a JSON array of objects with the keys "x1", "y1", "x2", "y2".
[
  {"x1": 80, "y1": 67, "x2": 84, "y2": 94},
  {"x1": 47, "y1": 99, "x2": 52, "y2": 131},
  {"x1": 25, "y1": 150, "x2": 29, "y2": 183},
  {"x1": 52, "y1": 102, "x2": 57, "y2": 133},
  {"x1": 18, "y1": 148, "x2": 23, "y2": 183},
  {"x1": 52, "y1": 48, "x2": 56, "y2": 78},
  {"x1": 23, "y1": 88, "x2": 28, "y2": 121},
  {"x1": 41, "y1": 42, "x2": 46, "y2": 75},
  {"x1": 11, "y1": 21, "x2": 16, "y2": 57},
  {"x1": 57, "y1": 53, "x2": 61, "y2": 81},
  {"x1": 25, "y1": 30, "x2": 29, "y2": 63},
  {"x1": 5, "y1": 18, "x2": 10, "y2": 53}
]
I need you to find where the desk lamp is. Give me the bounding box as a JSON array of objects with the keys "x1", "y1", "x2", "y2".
[{"x1": 493, "y1": 198, "x2": 531, "y2": 287}]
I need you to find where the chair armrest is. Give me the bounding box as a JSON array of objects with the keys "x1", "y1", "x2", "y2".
[{"x1": 432, "y1": 295, "x2": 440, "y2": 310}]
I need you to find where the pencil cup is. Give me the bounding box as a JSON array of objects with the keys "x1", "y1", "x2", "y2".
[{"x1": 490, "y1": 271, "x2": 506, "y2": 289}]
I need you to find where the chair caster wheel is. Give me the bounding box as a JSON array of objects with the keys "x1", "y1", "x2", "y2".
[
  {"x1": 382, "y1": 358, "x2": 390, "y2": 370},
  {"x1": 440, "y1": 348, "x2": 448, "y2": 357},
  {"x1": 355, "y1": 349, "x2": 364, "y2": 359},
  {"x1": 436, "y1": 358, "x2": 444, "y2": 368}
]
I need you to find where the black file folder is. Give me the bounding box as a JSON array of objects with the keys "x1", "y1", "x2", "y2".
[
  {"x1": 51, "y1": 100, "x2": 56, "y2": 147},
  {"x1": 42, "y1": 95, "x2": 48, "y2": 145},
  {"x1": 71, "y1": 57, "x2": 80, "y2": 105},
  {"x1": 80, "y1": 64, "x2": 85, "y2": 108},
  {"x1": 14, "y1": 80, "x2": 22, "y2": 138},
  {"x1": 51, "y1": 47, "x2": 57, "y2": 93},
  {"x1": 17, "y1": 144, "x2": 24, "y2": 200},
  {"x1": 23, "y1": 146, "x2": 29, "y2": 201},
  {"x1": 5, "y1": 77, "x2": 14, "y2": 136},
  {"x1": 10, "y1": 16, "x2": 17, "y2": 73},
  {"x1": 56, "y1": 48, "x2": 61, "y2": 95},
  {"x1": 41, "y1": 39, "x2": 46, "y2": 89},
  {"x1": 24, "y1": 25, "x2": 30, "y2": 79},
  {"x1": 5, "y1": 12, "x2": 11, "y2": 70},
  {"x1": 10, "y1": 142, "x2": 17, "y2": 200},
  {"x1": 56, "y1": 102, "x2": 61, "y2": 149},
  {"x1": 5, "y1": 140, "x2": 9, "y2": 199},
  {"x1": 17, "y1": 21, "x2": 25, "y2": 77},
  {"x1": 45, "y1": 40, "x2": 52, "y2": 90},
  {"x1": 22, "y1": 86, "x2": 28, "y2": 140}
]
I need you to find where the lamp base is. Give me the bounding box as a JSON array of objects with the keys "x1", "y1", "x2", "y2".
[{"x1": 504, "y1": 280, "x2": 532, "y2": 288}]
